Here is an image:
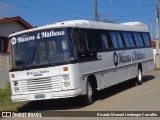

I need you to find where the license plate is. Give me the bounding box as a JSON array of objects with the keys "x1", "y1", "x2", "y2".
[{"x1": 35, "y1": 94, "x2": 45, "y2": 99}]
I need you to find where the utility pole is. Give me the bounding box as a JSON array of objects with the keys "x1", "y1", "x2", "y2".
[
  {"x1": 150, "y1": 19, "x2": 153, "y2": 38},
  {"x1": 94, "y1": 0, "x2": 98, "y2": 21},
  {"x1": 155, "y1": 0, "x2": 160, "y2": 68}
]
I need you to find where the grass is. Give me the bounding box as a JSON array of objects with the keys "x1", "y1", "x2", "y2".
[
  {"x1": 154, "y1": 68, "x2": 160, "y2": 71},
  {"x1": 0, "y1": 83, "x2": 27, "y2": 111}
]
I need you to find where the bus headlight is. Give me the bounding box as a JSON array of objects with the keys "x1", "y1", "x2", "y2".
[
  {"x1": 12, "y1": 81, "x2": 20, "y2": 94},
  {"x1": 63, "y1": 82, "x2": 70, "y2": 87},
  {"x1": 61, "y1": 74, "x2": 71, "y2": 90},
  {"x1": 62, "y1": 75, "x2": 69, "y2": 81},
  {"x1": 62, "y1": 81, "x2": 70, "y2": 90},
  {"x1": 13, "y1": 81, "x2": 18, "y2": 86},
  {"x1": 14, "y1": 87, "x2": 20, "y2": 93}
]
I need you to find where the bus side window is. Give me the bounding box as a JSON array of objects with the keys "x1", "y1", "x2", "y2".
[
  {"x1": 109, "y1": 31, "x2": 125, "y2": 49},
  {"x1": 133, "y1": 33, "x2": 144, "y2": 47},
  {"x1": 77, "y1": 31, "x2": 88, "y2": 52},
  {"x1": 142, "y1": 33, "x2": 151, "y2": 46},
  {"x1": 138, "y1": 33, "x2": 144, "y2": 46},
  {"x1": 128, "y1": 32, "x2": 135, "y2": 47},
  {"x1": 122, "y1": 32, "x2": 131, "y2": 47},
  {"x1": 109, "y1": 32, "x2": 119, "y2": 49},
  {"x1": 87, "y1": 30, "x2": 97, "y2": 51},
  {"x1": 115, "y1": 32, "x2": 125, "y2": 48},
  {"x1": 86, "y1": 30, "x2": 104, "y2": 51},
  {"x1": 101, "y1": 32, "x2": 114, "y2": 49},
  {"x1": 96, "y1": 32, "x2": 104, "y2": 50},
  {"x1": 122, "y1": 32, "x2": 135, "y2": 48},
  {"x1": 101, "y1": 33, "x2": 109, "y2": 49},
  {"x1": 133, "y1": 33, "x2": 141, "y2": 47},
  {"x1": 147, "y1": 33, "x2": 151, "y2": 46}
]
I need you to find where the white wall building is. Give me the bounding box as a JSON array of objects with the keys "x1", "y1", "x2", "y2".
[
  {"x1": 151, "y1": 40, "x2": 160, "y2": 64},
  {"x1": 0, "y1": 16, "x2": 32, "y2": 89}
]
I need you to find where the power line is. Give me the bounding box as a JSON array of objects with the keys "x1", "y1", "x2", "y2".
[
  {"x1": 0, "y1": 0, "x2": 84, "y2": 19},
  {"x1": 29, "y1": 0, "x2": 93, "y2": 15},
  {"x1": 98, "y1": 0, "x2": 155, "y2": 10},
  {"x1": 96, "y1": 0, "x2": 154, "y2": 20},
  {"x1": 0, "y1": 0, "x2": 156, "y2": 25}
]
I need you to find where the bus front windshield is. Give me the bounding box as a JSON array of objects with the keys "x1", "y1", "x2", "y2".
[{"x1": 10, "y1": 28, "x2": 76, "y2": 69}]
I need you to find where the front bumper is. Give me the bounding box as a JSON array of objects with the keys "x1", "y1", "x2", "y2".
[{"x1": 11, "y1": 88, "x2": 82, "y2": 102}]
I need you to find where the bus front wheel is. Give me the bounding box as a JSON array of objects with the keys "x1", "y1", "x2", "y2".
[{"x1": 85, "y1": 81, "x2": 94, "y2": 105}]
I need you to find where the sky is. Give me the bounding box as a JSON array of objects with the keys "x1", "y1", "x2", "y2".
[{"x1": 0, "y1": 0, "x2": 159, "y2": 38}]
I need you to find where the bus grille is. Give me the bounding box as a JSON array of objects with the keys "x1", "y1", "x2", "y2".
[{"x1": 19, "y1": 76, "x2": 61, "y2": 93}]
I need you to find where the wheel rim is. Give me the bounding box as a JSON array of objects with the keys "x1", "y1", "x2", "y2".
[
  {"x1": 87, "y1": 83, "x2": 93, "y2": 100},
  {"x1": 138, "y1": 69, "x2": 142, "y2": 82}
]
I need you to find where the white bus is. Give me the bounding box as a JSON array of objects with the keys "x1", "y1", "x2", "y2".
[{"x1": 9, "y1": 20, "x2": 154, "y2": 104}]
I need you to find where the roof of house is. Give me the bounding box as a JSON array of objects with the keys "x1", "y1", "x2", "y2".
[
  {"x1": 0, "y1": 16, "x2": 33, "y2": 29},
  {"x1": 151, "y1": 40, "x2": 160, "y2": 47}
]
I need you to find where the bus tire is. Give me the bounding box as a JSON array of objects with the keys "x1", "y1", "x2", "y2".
[
  {"x1": 85, "y1": 81, "x2": 94, "y2": 105},
  {"x1": 136, "y1": 66, "x2": 143, "y2": 85}
]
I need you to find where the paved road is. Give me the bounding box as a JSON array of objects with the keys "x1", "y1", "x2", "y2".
[{"x1": 2, "y1": 70, "x2": 160, "y2": 120}]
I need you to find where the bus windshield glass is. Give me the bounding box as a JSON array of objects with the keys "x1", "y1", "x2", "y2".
[{"x1": 10, "y1": 28, "x2": 76, "y2": 69}]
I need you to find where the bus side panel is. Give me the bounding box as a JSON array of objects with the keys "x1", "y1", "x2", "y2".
[
  {"x1": 102, "y1": 71, "x2": 109, "y2": 88},
  {"x1": 79, "y1": 47, "x2": 154, "y2": 94},
  {"x1": 142, "y1": 60, "x2": 154, "y2": 74},
  {"x1": 79, "y1": 61, "x2": 100, "y2": 94},
  {"x1": 59, "y1": 63, "x2": 81, "y2": 90},
  {"x1": 80, "y1": 77, "x2": 87, "y2": 95},
  {"x1": 116, "y1": 67, "x2": 125, "y2": 84},
  {"x1": 123, "y1": 64, "x2": 137, "y2": 81}
]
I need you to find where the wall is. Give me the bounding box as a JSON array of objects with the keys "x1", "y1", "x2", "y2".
[
  {"x1": 0, "y1": 53, "x2": 10, "y2": 89},
  {"x1": 0, "y1": 21, "x2": 26, "y2": 89},
  {"x1": 0, "y1": 21, "x2": 25, "y2": 37},
  {"x1": 153, "y1": 48, "x2": 160, "y2": 63}
]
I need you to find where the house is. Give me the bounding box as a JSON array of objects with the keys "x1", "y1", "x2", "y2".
[{"x1": 0, "y1": 16, "x2": 33, "y2": 89}]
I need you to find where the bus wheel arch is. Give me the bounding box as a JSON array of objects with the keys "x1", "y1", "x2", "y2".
[
  {"x1": 87, "y1": 75, "x2": 98, "y2": 90},
  {"x1": 138, "y1": 63, "x2": 143, "y2": 73},
  {"x1": 85, "y1": 74, "x2": 98, "y2": 105}
]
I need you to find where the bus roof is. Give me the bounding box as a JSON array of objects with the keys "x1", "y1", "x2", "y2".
[{"x1": 9, "y1": 20, "x2": 149, "y2": 37}]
